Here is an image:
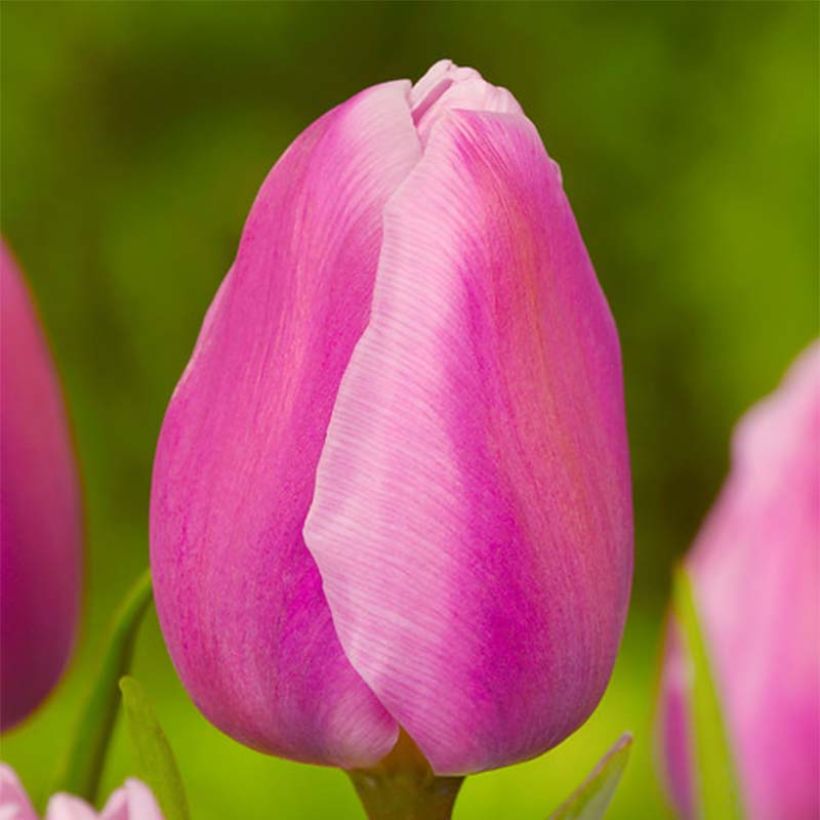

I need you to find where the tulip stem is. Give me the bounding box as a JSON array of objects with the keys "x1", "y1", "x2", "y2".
[
  {"x1": 49, "y1": 569, "x2": 153, "y2": 805},
  {"x1": 348, "y1": 732, "x2": 464, "y2": 820}
]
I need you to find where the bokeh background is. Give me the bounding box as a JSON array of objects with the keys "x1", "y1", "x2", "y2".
[{"x1": 2, "y1": 2, "x2": 817, "y2": 817}]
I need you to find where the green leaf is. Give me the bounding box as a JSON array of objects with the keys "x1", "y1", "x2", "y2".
[
  {"x1": 50, "y1": 568, "x2": 153, "y2": 803},
  {"x1": 119, "y1": 675, "x2": 190, "y2": 820},
  {"x1": 673, "y1": 567, "x2": 743, "y2": 819},
  {"x1": 548, "y1": 734, "x2": 632, "y2": 819}
]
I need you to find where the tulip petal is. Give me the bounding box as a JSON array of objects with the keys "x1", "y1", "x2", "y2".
[
  {"x1": 99, "y1": 780, "x2": 163, "y2": 820},
  {"x1": 1, "y1": 243, "x2": 82, "y2": 731},
  {"x1": 98, "y1": 788, "x2": 128, "y2": 820},
  {"x1": 0, "y1": 764, "x2": 37, "y2": 820},
  {"x1": 665, "y1": 571, "x2": 743, "y2": 819},
  {"x1": 45, "y1": 795, "x2": 97, "y2": 820},
  {"x1": 657, "y1": 624, "x2": 696, "y2": 818},
  {"x1": 305, "y1": 108, "x2": 632, "y2": 774},
  {"x1": 684, "y1": 342, "x2": 820, "y2": 819},
  {"x1": 150, "y1": 81, "x2": 422, "y2": 766},
  {"x1": 409, "y1": 59, "x2": 522, "y2": 147}
]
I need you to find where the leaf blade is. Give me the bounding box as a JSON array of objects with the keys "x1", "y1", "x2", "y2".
[
  {"x1": 549, "y1": 734, "x2": 633, "y2": 820},
  {"x1": 673, "y1": 567, "x2": 743, "y2": 819},
  {"x1": 119, "y1": 675, "x2": 190, "y2": 820}
]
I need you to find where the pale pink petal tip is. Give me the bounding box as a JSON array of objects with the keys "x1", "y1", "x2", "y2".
[
  {"x1": 409, "y1": 58, "x2": 522, "y2": 146},
  {"x1": 0, "y1": 764, "x2": 37, "y2": 820},
  {"x1": 44, "y1": 793, "x2": 98, "y2": 820},
  {"x1": 98, "y1": 786, "x2": 128, "y2": 820},
  {"x1": 100, "y1": 779, "x2": 163, "y2": 820}
]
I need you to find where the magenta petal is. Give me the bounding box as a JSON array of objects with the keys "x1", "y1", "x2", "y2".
[
  {"x1": 150, "y1": 81, "x2": 422, "y2": 766},
  {"x1": 1, "y1": 243, "x2": 82, "y2": 731},
  {"x1": 656, "y1": 622, "x2": 695, "y2": 818},
  {"x1": 305, "y1": 108, "x2": 633, "y2": 774}
]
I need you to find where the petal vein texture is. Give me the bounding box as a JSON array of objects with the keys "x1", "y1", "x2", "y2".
[
  {"x1": 150, "y1": 81, "x2": 422, "y2": 767},
  {"x1": 152, "y1": 60, "x2": 633, "y2": 774},
  {"x1": 305, "y1": 92, "x2": 632, "y2": 774}
]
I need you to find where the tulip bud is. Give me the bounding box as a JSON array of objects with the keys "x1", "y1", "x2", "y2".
[
  {"x1": 151, "y1": 60, "x2": 633, "y2": 775},
  {"x1": 0, "y1": 764, "x2": 163, "y2": 819},
  {"x1": 658, "y1": 342, "x2": 820, "y2": 819},
  {"x1": 1, "y1": 243, "x2": 83, "y2": 731}
]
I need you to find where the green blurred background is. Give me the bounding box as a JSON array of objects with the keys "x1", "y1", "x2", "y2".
[{"x1": 1, "y1": 2, "x2": 817, "y2": 817}]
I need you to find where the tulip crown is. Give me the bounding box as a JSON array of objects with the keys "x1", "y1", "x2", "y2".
[{"x1": 150, "y1": 59, "x2": 632, "y2": 779}]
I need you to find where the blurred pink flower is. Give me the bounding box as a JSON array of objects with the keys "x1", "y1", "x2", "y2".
[
  {"x1": 658, "y1": 341, "x2": 820, "y2": 819},
  {"x1": 1, "y1": 242, "x2": 83, "y2": 731},
  {"x1": 150, "y1": 60, "x2": 633, "y2": 775},
  {"x1": 0, "y1": 764, "x2": 162, "y2": 820}
]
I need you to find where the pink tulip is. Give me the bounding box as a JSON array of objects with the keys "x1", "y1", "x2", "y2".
[
  {"x1": 150, "y1": 60, "x2": 632, "y2": 775},
  {"x1": 1, "y1": 243, "x2": 83, "y2": 731},
  {"x1": 658, "y1": 342, "x2": 820, "y2": 819},
  {"x1": 0, "y1": 764, "x2": 163, "y2": 819}
]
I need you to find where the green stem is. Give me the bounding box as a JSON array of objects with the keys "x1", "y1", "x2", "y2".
[
  {"x1": 348, "y1": 732, "x2": 464, "y2": 820},
  {"x1": 49, "y1": 569, "x2": 153, "y2": 805}
]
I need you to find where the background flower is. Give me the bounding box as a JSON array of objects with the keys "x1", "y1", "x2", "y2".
[
  {"x1": 658, "y1": 343, "x2": 819, "y2": 819},
  {"x1": 1, "y1": 244, "x2": 83, "y2": 731},
  {"x1": 0, "y1": 764, "x2": 163, "y2": 820}
]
